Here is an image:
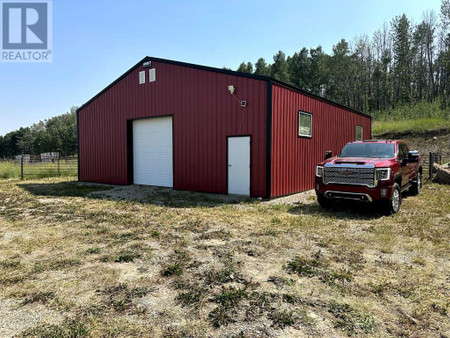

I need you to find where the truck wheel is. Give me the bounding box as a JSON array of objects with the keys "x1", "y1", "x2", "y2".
[
  {"x1": 410, "y1": 171, "x2": 422, "y2": 195},
  {"x1": 381, "y1": 183, "x2": 401, "y2": 215},
  {"x1": 317, "y1": 194, "x2": 333, "y2": 208}
]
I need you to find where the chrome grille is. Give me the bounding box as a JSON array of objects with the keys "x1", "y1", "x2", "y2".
[{"x1": 323, "y1": 167, "x2": 375, "y2": 187}]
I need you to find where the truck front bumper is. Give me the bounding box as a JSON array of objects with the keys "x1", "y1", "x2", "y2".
[{"x1": 315, "y1": 180, "x2": 395, "y2": 202}]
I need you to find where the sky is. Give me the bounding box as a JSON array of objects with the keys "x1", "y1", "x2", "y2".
[{"x1": 0, "y1": 0, "x2": 444, "y2": 136}]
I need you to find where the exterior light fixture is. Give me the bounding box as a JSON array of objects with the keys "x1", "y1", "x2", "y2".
[
  {"x1": 228, "y1": 85, "x2": 235, "y2": 94},
  {"x1": 143, "y1": 61, "x2": 152, "y2": 68}
]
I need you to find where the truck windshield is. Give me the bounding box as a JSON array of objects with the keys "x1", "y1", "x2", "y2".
[{"x1": 339, "y1": 143, "x2": 395, "y2": 158}]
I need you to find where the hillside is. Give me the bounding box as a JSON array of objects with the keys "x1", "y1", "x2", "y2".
[
  {"x1": 375, "y1": 130, "x2": 450, "y2": 161},
  {"x1": 371, "y1": 101, "x2": 450, "y2": 162}
]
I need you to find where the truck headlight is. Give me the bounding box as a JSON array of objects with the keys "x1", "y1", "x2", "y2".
[
  {"x1": 316, "y1": 166, "x2": 324, "y2": 177},
  {"x1": 375, "y1": 168, "x2": 391, "y2": 181}
]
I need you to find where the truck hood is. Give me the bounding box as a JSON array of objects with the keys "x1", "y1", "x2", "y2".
[{"x1": 321, "y1": 157, "x2": 394, "y2": 167}]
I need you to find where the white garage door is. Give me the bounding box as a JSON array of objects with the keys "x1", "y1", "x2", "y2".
[{"x1": 133, "y1": 116, "x2": 173, "y2": 187}]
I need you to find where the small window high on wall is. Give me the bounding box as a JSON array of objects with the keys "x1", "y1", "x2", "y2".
[
  {"x1": 355, "y1": 125, "x2": 363, "y2": 141},
  {"x1": 298, "y1": 111, "x2": 312, "y2": 137}
]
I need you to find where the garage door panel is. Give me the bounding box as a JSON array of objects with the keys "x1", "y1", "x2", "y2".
[{"x1": 133, "y1": 116, "x2": 173, "y2": 187}]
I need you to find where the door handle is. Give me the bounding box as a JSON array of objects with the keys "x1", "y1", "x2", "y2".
[{"x1": 228, "y1": 165, "x2": 232, "y2": 167}]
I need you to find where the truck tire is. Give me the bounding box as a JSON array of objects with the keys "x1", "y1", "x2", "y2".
[
  {"x1": 410, "y1": 171, "x2": 422, "y2": 195},
  {"x1": 317, "y1": 194, "x2": 333, "y2": 208},
  {"x1": 381, "y1": 183, "x2": 401, "y2": 215}
]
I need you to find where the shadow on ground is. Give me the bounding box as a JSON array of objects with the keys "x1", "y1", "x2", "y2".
[
  {"x1": 17, "y1": 180, "x2": 411, "y2": 219},
  {"x1": 286, "y1": 191, "x2": 415, "y2": 220},
  {"x1": 17, "y1": 181, "x2": 255, "y2": 208},
  {"x1": 286, "y1": 201, "x2": 385, "y2": 220}
]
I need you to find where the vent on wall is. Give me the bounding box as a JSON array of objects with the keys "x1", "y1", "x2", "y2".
[{"x1": 139, "y1": 71, "x2": 145, "y2": 84}]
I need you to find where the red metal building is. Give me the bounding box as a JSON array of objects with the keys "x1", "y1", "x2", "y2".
[{"x1": 77, "y1": 57, "x2": 371, "y2": 198}]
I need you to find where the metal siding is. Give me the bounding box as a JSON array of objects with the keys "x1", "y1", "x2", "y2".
[
  {"x1": 78, "y1": 61, "x2": 267, "y2": 197},
  {"x1": 271, "y1": 83, "x2": 372, "y2": 197}
]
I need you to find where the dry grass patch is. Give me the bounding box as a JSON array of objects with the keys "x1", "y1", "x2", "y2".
[{"x1": 0, "y1": 177, "x2": 448, "y2": 336}]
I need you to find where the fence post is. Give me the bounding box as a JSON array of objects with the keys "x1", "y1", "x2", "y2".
[
  {"x1": 57, "y1": 156, "x2": 60, "y2": 177},
  {"x1": 429, "y1": 152, "x2": 434, "y2": 182},
  {"x1": 20, "y1": 153, "x2": 24, "y2": 180}
]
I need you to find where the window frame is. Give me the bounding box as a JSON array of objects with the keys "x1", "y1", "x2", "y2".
[
  {"x1": 355, "y1": 125, "x2": 363, "y2": 141},
  {"x1": 298, "y1": 111, "x2": 313, "y2": 138},
  {"x1": 398, "y1": 143, "x2": 409, "y2": 160}
]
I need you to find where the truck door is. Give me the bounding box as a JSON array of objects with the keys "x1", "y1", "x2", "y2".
[{"x1": 399, "y1": 144, "x2": 410, "y2": 187}]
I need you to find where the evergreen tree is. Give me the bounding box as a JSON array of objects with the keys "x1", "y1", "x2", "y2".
[
  {"x1": 236, "y1": 62, "x2": 253, "y2": 73},
  {"x1": 391, "y1": 14, "x2": 413, "y2": 105},
  {"x1": 254, "y1": 58, "x2": 271, "y2": 76},
  {"x1": 271, "y1": 51, "x2": 290, "y2": 82},
  {"x1": 288, "y1": 48, "x2": 311, "y2": 89}
]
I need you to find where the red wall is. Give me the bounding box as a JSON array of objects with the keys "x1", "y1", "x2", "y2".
[
  {"x1": 78, "y1": 61, "x2": 268, "y2": 197},
  {"x1": 270, "y1": 83, "x2": 372, "y2": 197}
]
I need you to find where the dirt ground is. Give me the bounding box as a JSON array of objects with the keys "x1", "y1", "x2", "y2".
[{"x1": 0, "y1": 178, "x2": 449, "y2": 337}]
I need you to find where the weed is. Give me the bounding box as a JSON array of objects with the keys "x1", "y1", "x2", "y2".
[
  {"x1": 328, "y1": 301, "x2": 377, "y2": 334},
  {"x1": 199, "y1": 229, "x2": 232, "y2": 240},
  {"x1": 267, "y1": 276, "x2": 295, "y2": 288},
  {"x1": 21, "y1": 317, "x2": 89, "y2": 337},
  {"x1": 85, "y1": 247, "x2": 101, "y2": 254},
  {"x1": 161, "y1": 262, "x2": 183, "y2": 277},
  {"x1": 265, "y1": 228, "x2": 279, "y2": 236},
  {"x1": 368, "y1": 281, "x2": 392, "y2": 297},
  {"x1": 321, "y1": 268, "x2": 353, "y2": 287},
  {"x1": 271, "y1": 217, "x2": 282, "y2": 225},
  {"x1": 100, "y1": 284, "x2": 149, "y2": 313},
  {"x1": 213, "y1": 286, "x2": 248, "y2": 307},
  {"x1": 269, "y1": 309, "x2": 299, "y2": 328},
  {"x1": 286, "y1": 251, "x2": 324, "y2": 277},
  {"x1": 209, "y1": 305, "x2": 235, "y2": 328},
  {"x1": 150, "y1": 230, "x2": 161, "y2": 238},
  {"x1": 208, "y1": 286, "x2": 248, "y2": 327},
  {"x1": 22, "y1": 291, "x2": 55, "y2": 306},
  {"x1": 176, "y1": 288, "x2": 205, "y2": 308},
  {"x1": 204, "y1": 267, "x2": 244, "y2": 285},
  {"x1": 0, "y1": 260, "x2": 21, "y2": 269},
  {"x1": 113, "y1": 250, "x2": 141, "y2": 263}
]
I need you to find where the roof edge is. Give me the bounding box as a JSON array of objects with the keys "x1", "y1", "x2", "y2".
[
  {"x1": 77, "y1": 56, "x2": 151, "y2": 112},
  {"x1": 78, "y1": 56, "x2": 370, "y2": 119},
  {"x1": 270, "y1": 80, "x2": 371, "y2": 119}
]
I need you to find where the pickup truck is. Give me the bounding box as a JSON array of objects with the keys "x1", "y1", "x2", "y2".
[{"x1": 315, "y1": 140, "x2": 422, "y2": 214}]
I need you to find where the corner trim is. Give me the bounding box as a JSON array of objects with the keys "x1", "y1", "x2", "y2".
[
  {"x1": 76, "y1": 109, "x2": 80, "y2": 181},
  {"x1": 265, "y1": 80, "x2": 272, "y2": 199}
]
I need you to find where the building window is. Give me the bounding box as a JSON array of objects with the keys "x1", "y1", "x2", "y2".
[
  {"x1": 139, "y1": 71, "x2": 145, "y2": 84},
  {"x1": 355, "y1": 125, "x2": 363, "y2": 141},
  {"x1": 298, "y1": 111, "x2": 312, "y2": 137}
]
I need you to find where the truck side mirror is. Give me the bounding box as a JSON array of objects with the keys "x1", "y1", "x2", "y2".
[
  {"x1": 408, "y1": 151, "x2": 419, "y2": 163},
  {"x1": 324, "y1": 150, "x2": 332, "y2": 160}
]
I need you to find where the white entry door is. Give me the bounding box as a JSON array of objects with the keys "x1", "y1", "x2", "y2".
[
  {"x1": 227, "y1": 136, "x2": 250, "y2": 196},
  {"x1": 133, "y1": 116, "x2": 173, "y2": 187}
]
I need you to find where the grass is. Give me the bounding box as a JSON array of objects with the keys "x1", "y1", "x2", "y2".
[
  {"x1": 0, "y1": 177, "x2": 448, "y2": 337},
  {"x1": 373, "y1": 117, "x2": 450, "y2": 136},
  {"x1": 371, "y1": 100, "x2": 450, "y2": 136},
  {"x1": 0, "y1": 161, "x2": 20, "y2": 179}
]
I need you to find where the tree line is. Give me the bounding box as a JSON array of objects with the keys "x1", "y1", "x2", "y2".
[
  {"x1": 0, "y1": 107, "x2": 78, "y2": 158},
  {"x1": 235, "y1": 2, "x2": 450, "y2": 113},
  {"x1": 1, "y1": 2, "x2": 448, "y2": 158}
]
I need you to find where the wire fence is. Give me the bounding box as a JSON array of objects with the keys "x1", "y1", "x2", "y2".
[
  {"x1": 18, "y1": 155, "x2": 78, "y2": 179},
  {"x1": 425, "y1": 152, "x2": 446, "y2": 182}
]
